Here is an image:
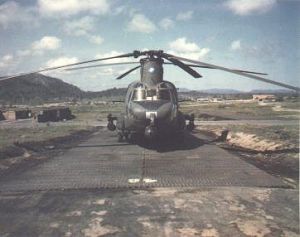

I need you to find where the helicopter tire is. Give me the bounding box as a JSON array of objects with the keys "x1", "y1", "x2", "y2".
[
  {"x1": 124, "y1": 133, "x2": 129, "y2": 140},
  {"x1": 117, "y1": 133, "x2": 124, "y2": 142}
]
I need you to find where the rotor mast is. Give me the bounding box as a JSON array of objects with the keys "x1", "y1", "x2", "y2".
[{"x1": 140, "y1": 56, "x2": 164, "y2": 87}]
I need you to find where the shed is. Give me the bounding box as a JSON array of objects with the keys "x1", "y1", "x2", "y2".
[
  {"x1": 0, "y1": 111, "x2": 4, "y2": 121},
  {"x1": 37, "y1": 107, "x2": 74, "y2": 122},
  {"x1": 3, "y1": 109, "x2": 32, "y2": 121},
  {"x1": 253, "y1": 94, "x2": 276, "y2": 102}
]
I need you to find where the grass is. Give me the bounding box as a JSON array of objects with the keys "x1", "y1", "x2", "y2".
[
  {"x1": 71, "y1": 103, "x2": 124, "y2": 121},
  {"x1": 1, "y1": 100, "x2": 298, "y2": 150},
  {"x1": 69, "y1": 100, "x2": 300, "y2": 121},
  {"x1": 0, "y1": 125, "x2": 89, "y2": 149},
  {"x1": 179, "y1": 101, "x2": 300, "y2": 120}
]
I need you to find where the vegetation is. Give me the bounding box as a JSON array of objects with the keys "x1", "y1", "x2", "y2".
[
  {"x1": 0, "y1": 125, "x2": 89, "y2": 149},
  {"x1": 180, "y1": 101, "x2": 300, "y2": 120},
  {"x1": 71, "y1": 103, "x2": 124, "y2": 122}
]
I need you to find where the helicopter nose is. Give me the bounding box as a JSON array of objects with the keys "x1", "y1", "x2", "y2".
[
  {"x1": 130, "y1": 101, "x2": 173, "y2": 120},
  {"x1": 156, "y1": 102, "x2": 173, "y2": 120}
]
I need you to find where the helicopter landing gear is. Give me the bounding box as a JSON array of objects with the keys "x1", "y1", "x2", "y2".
[
  {"x1": 107, "y1": 114, "x2": 117, "y2": 131},
  {"x1": 118, "y1": 131, "x2": 135, "y2": 142},
  {"x1": 117, "y1": 131, "x2": 127, "y2": 142},
  {"x1": 185, "y1": 113, "x2": 195, "y2": 131},
  {"x1": 117, "y1": 133, "x2": 124, "y2": 142}
]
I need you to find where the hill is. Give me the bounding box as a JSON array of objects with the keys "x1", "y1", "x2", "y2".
[
  {"x1": 0, "y1": 73, "x2": 85, "y2": 105},
  {"x1": 0, "y1": 73, "x2": 297, "y2": 105},
  {"x1": 85, "y1": 88, "x2": 127, "y2": 99}
]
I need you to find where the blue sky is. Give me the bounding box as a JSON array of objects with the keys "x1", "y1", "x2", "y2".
[{"x1": 0, "y1": 0, "x2": 299, "y2": 91}]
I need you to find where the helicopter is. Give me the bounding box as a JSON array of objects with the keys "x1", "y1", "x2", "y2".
[{"x1": 1, "y1": 50, "x2": 299, "y2": 142}]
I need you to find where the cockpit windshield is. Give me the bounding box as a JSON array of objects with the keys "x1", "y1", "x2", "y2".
[{"x1": 133, "y1": 87, "x2": 171, "y2": 101}]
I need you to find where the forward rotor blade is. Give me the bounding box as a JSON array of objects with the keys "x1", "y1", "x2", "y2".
[
  {"x1": 0, "y1": 52, "x2": 135, "y2": 81},
  {"x1": 167, "y1": 54, "x2": 300, "y2": 92},
  {"x1": 116, "y1": 66, "x2": 141, "y2": 80},
  {"x1": 164, "y1": 63, "x2": 268, "y2": 75},
  {"x1": 186, "y1": 64, "x2": 268, "y2": 75},
  {"x1": 163, "y1": 55, "x2": 202, "y2": 78},
  {"x1": 65, "y1": 62, "x2": 140, "y2": 71}
]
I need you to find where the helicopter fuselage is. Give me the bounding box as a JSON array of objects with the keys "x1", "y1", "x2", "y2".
[
  {"x1": 116, "y1": 80, "x2": 186, "y2": 140},
  {"x1": 107, "y1": 55, "x2": 194, "y2": 141}
]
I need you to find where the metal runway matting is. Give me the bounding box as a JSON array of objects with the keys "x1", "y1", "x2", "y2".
[{"x1": 0, "y1": 129, "x2": 288, "y2": 192}]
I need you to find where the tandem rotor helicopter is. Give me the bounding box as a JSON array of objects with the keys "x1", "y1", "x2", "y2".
[{"x1": 1, "y1": 50, "x2": 299, "y2": 142}]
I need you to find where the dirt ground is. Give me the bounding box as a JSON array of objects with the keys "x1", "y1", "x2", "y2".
[
  {"x1": 0, "y1": 187, "x2": 298, "y2": 237},
  {"x1": 198, "y1": 126, "x2": 299, "y2": 187}
]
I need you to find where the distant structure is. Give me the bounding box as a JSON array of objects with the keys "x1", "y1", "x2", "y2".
[
  {"x1": 197, "y1": 97, "x2": 210, "y2": 102},
  {"x1": 0, "y1": 107, "x2": 74, "y2": 122},
  {"x1": 196, "y1": 97, "x2": 223, "y2": 102},
  {"x1": 2, "y1": 109, "x2": 32, "y2": 121},
  {"x1": 36, "y1": 107, "x2": 74, "y2": 122},
  {"x1": 0, "y1": 111, "x2": 5, "y2": 121},
  {"x1": 252, "y1": 94, "x2": 276, "y2": 102}
]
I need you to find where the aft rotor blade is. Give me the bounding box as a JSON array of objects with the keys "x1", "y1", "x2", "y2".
[
  {"x1": 65, "y1": 62, "x2": 140, "y2": 71},
  {"x1": 163, "y1": 55, "x2": 202, "y2": 78},
  {"x1": 116, "y1": 66, "x2": 141, "y2": 80},
  {"x1": 0, "y1": 52, "x2": 135, "y2": 81},
  {"x1": 167, "y1": 54, "x2": 300, "y2": 92}
]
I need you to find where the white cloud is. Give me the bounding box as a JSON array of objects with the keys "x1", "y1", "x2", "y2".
[
  {"x1": 93, "y1": 51, "x2": 138, "y2": 76},
  {"x1": 0, "y1": 1, "x2": 36, "y2": 29},
  {"x1": 14, "y1": 36, "x2": 61, "y2": 60},
  {"x1": 168, "y1": 37, "x2": 210, "y2": 60},
  {"x1": 159, "y1": 18, "x2": 174, "y2": 30},
  {"x1": 88, "y1": 35, "x2": 104, "y2": 45},
  {"x1": 169, "y1": 38, "x2": 199, "y2": 52},
  {"x1": 38, "y1": 0, "x2": 110, "y2": 17},
  {"x1": 0, "y1": 54, "x2": 14, "y2": 68},
  {"x1": 95, "y1": 51, "x2": 136, "y2": 63},
  {"x1": 64, "y1": 16, "x2": 94, "y2": 36},
  {"x1": 93, "y1": 67, "x2": 138, "y2": 78},
  {"x1": 64, "y1": 16, "x2": 104, "y2": 45},
  {"x1": 176, "y1": 10, "x2": 193, "y2": 21},
  {"x1": 230, "y1": 40, "x2": 241, "y2": 51},
  {"x1": 32, "y1": 36, "x2": 61, "y2": 52},
  {"x1": 225, "y1": 0, "x2": 276, "y2": 15},
  {"x1": 17, "y1": 50, "x2": 31, "y2": 57},
  {"x1": 44, "y1": 56, "x2": 79, "y2": 76},
  {"x1": 113, "y1": 5, "x2": 127, "y2": 15},
  {"x1": 127, "y1": 14, "x2": 156, "y2": 33},
  {"x1": 46, "y1": 57, "x2": 78, "y2": 68}
]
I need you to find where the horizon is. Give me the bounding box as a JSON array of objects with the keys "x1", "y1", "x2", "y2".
[{"x1": 0, "y1": 0, "x2": 299, "y2": 91}]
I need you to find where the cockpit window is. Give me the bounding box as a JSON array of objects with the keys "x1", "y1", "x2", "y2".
[
  {"x1": 158, "y1": 89, "x2": 170, "y2": 100},
  {"x1": 133, "y1": 87, "x2": 171, "y2": 101}
]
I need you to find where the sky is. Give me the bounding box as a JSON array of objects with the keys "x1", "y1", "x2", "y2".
[{"x1": 0, "y1": 0, "x2": 299, "y2": 91}]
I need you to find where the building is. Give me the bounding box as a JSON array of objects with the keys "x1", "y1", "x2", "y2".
[
  {"x1": 37, "y1": 107, "x2": 74, "y2": 122},
  {"x1": 196, "y1": 97, "x2": 210, "y2": 102},
  {"x1": 252, "y1": 94, "x2": 276, "y2": 102},
  {"x1": 0, "y1": 111, "x2": 4, "y2": 121},
  {"x1": 2, "y1": 109, "x2": 32, "y2": 121}
]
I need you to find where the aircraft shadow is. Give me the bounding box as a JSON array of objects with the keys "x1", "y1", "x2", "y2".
[
  {"x1": 74, "y1": 132, "x2": 210, "y2": 152},
  {"x1": 135, "y1": 131, "x2": 207, "y2": 153},
  {"x1": 77, "y1": 143, "x2": 133, "y2": 148}
]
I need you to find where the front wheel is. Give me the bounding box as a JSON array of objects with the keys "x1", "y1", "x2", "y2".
[{"x1": 117, "y1": 133, "x2": 124, "y2": 142}]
